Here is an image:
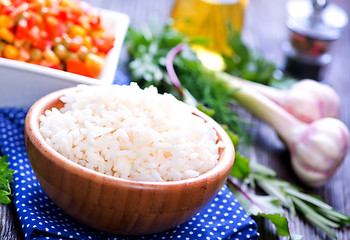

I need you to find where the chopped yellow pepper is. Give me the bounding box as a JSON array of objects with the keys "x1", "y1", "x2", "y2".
[
  {"x1": 3, "y1": 44, "x2": 19, "y2": 60},
  {"x1": 0, "y1": 28, "x2": 14, "y2": 43}
]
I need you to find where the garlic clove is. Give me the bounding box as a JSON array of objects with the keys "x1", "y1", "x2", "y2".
[{"x1": 290, "y1": 117, "x2": 349, "y2": 186}]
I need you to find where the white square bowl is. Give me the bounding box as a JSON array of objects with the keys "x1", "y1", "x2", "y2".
[{"x1": 0, "y1": 8, "x2": 130, "y2": 108}]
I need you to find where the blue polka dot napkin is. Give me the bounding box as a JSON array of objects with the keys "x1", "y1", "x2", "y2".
[{"x1": 0, "y1": 72, "x2": 259, "y2": 240}]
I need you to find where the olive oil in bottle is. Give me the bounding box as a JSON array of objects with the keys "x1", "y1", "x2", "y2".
[{"x1": 171, "y1": 0, "x2": 248, "y2": 55}]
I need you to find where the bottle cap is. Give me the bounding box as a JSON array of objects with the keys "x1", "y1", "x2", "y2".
[{"x1": 287, "y1": 0, "x2": 348, "y2": 41}]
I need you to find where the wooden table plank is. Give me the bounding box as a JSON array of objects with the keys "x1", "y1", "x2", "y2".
[
  {"x1": 244, "y1": 0, "x2": 350, "y2": 239},
  {"x1": 1, "y1": 0, "x2": 350, "y2": 239}
]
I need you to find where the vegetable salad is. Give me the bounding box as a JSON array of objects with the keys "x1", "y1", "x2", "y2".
[{"x1": 0, "y1": 0, "x2": 115, "y2": 78}]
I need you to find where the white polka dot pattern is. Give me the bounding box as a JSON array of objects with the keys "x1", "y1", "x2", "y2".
[{"x1": 0, "y1": 108, "x2": 259, "y2": 240}]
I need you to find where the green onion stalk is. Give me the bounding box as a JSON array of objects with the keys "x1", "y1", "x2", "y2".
[{"x1": 236, "y1": 78, "x2": 340, "y2": 123}]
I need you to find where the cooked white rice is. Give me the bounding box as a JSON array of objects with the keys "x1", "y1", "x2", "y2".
[{"x1": 39, "y1": 83, "x2": 223, "y2": 181}]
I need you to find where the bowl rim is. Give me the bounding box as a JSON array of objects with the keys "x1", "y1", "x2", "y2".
[
  {"x1": 0, "y1": 57, "x2": 105, "y2": 85},
  {"x1": 25, "y1": 87, "x2": 235, "y2": 188}
]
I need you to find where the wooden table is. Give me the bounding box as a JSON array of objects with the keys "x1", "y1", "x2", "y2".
[{"x1": 1, "y1": 0, "x2": 350, "y2": 239}]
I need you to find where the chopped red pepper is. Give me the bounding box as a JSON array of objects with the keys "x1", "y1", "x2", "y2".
[
  {"x1": 44, "y1": 16, "x2": 59, "y2": 37},
  {"x1": 66, "y1": 58, "x2": 95, "y2": 78},
  {"x1": 27, "y1": 14, "x2": 40, "y2": 28},
  {"x1": 11, "y1": 0, "x2": 26, "y2": 7},
  {"x1": 93, "y1": 36, "x2": 115, "y2": 54},
  {"x1": 15, "y1": 18, "x2": 29, "y2": 40},
  {"x1": 69, "y1": 36, "x2": 83, "y2": 52}
]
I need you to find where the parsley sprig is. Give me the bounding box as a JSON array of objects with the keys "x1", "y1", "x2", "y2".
[{"x1": 0, "y1": 155, "x2": 14, "y2": 205}]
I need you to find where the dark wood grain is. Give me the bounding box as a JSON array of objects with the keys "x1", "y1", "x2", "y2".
[
  {"x1": 0, "y1": 202, "x2": 23, "y2": 239},
  {"x1": 1, "y1": 0, "x2": 350, "y2": 239},
  {"x1": 244, "y1": 1, "x2": 350, "y2": 239}
]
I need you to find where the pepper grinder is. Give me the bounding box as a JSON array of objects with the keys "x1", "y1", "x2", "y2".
[{"x1": 283, "y1": 0, "x2": 348, "y2": 80}]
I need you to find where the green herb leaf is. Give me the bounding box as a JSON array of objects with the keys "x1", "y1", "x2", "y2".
[
  {"x1": 251, "y1": 163, "x2": 350, "y2": 239},
  {"x1": 224, "y1": 27, "x2": 277, "y2": 85},
  {"x1": 0, "y1": 155, "x2": 14, "y2": 205},
  {"x1": 230, "y1": 153, "x2": 250, "y2": 179},
  {"x1": 224, "y1": 27, "x2": 298, "y2": 87},
  {"x1": 196, "y1": 104, "x2": 215, "y2": 117},
  {"x1": 228, "y1": 177, "x2": 290, "y2": 236},
  {"x1": 258, "y1": 213, "x2": 290, "y2": 236},
  {"x1": 284, "y1": 188, "x2": 333, "y2": 210}
]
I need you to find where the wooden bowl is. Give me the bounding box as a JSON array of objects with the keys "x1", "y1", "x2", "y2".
[{"x1": 24, "y1": 87, "x2": 235, "y2": 235}]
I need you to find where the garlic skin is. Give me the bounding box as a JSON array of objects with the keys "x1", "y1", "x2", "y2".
[
  {"x1": 278, "y1": 80, "x2": 340, "y2": 123},
  {"x1": 288, "y1": 118, "x2": 349, "y2": 187},
  {"x1": 238, "y1": 78, "x2": 340, "y2": 123}
]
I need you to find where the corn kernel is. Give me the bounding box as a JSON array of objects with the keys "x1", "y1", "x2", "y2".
[
  {"x1": 83, "y1": 36, "x2": 93, "y2": 49},
  {"x1": 0, "y1": 15, "x2": 13, "y2": 28},
  {"x1": 43, "y1": 49, "x2": 60, "y2": 65},
  {"x1": 85, "y1": 53, "x2": 105, "y2": 76},
  {"x1": 4, "y1": 44, "x2": 19, "y2": 60},
  {"x1": 45, "y1": 0, "x2": 57, "y2": 5},
  {"x1": 60, "y1": 0, "x2": 74, "y2": 7},
  {"x1": 90, "y1": 29, "x2": 105, "y2": 39},
  {"x1": 46, "y1": 16, "x2": 58, "y2": 29},
  {"x1": 70, "y1": 24, "x2": 87, "y2": 37},
  {"x1": 0, "y1": 28, "x2": 14, "y2": 43}
]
